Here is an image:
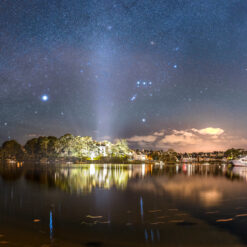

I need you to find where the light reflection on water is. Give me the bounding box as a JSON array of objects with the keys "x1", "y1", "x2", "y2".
[
  {"x1": 2, "y1": 163, "x2": 246, "y2": 194},
  {"x1": 1, "y1": 163, "x2": 247, "y2": 246}
]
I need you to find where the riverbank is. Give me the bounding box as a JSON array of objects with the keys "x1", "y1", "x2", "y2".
[{"x1": 0, "y1": 159, "x2": 232, "y2": 166}]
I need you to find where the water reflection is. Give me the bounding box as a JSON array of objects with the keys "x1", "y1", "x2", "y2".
[
  {"x1": 232, "y1": 167, "x2": 247, "y2": 181},
  {"x1": 0, "y1": 163, "x2": 24, "y2": 181},
  {"x1": 1, "y1": 162, "x2": 247, "y2": 214},
  {"x1": 0, "y1": 163, "x2": 247, "y2": 194},
  {"x1": 1, "y1": 163, "x2": 247, "y2": 246},
  {"x1": 140, "y1": 196, "x2": 144, "y2": 221},
  {"x1": 199, "y1": 190, "x2": 223, "y2": 207},
  {"x1": 50, "y1": 210, "x2": 53, "y2": 240}
]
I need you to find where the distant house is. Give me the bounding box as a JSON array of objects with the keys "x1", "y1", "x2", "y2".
[
  {"x1": 210, "y1": 153, "x2": 217, "y2": 158},
  {"x1": 97, "y1": 143, "x2": 107, "y2": 157},
  {"x1": 181, "y1": 157, "x2": 196, "y2": 163},
  {"x1": 180, "y1": 153, "x2": 196, "y2": 163},
  {"x1": 96, "y1": 142, "x2": 112, "y2": 157},
  {"x1": 132, "y1": 152, "x2": 148, "y2": 161}
]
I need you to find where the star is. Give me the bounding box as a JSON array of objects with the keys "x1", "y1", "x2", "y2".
[
  {"x1": 41, "y1": 95, "x2": 49, "y2": 102},
  {"x1": 0, "y1": 0, "x2": 245, "y2": 154},
  {"x1": 130, "y1": 94, "x2": 137, "y2": 102}
]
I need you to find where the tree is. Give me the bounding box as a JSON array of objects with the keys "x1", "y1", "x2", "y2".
[
  {"x1": 0, "y1": 134, "x2": 133, "y2": 163},
  {"x1": 73, "y1": 136, "x2": 90, "y2": 159},
  {"x1": 47, "y1": 136, "x2": 60, "y2": 159},
  {"x1": 150, "y1": 151, "x2": 160, "y2": 161},
  {"x1": 24, "y1": 136, "x2": 59, "y2": 160},
  {"x1": 161, "y1": 149, "x2": 178, "y2": 163},
  {"x1": 37, "y1": 136, "x2": 50, "y2": 158},
  {"x1": 1, "y1": 140, "x2": 24, "y2": 161},
  {"x1": 112, "y1": 139, "x2": 131, "y2": 157},
  {"x1": 24, "y1": 138, "x2": 39, "y2": 160},
  {"x1": 58, "y1": 134, "x2": 76, "y2": 158},
  {"x1": 225, "y1": 148, "x2": 246, "y2": 159}
]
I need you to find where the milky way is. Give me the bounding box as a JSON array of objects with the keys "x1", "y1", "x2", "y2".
[{"x1": 1, "y1": 0, "x2": 247, "y2": 151}]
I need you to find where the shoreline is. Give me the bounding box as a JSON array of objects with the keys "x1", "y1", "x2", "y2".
[{"x1": 0, "y1": 159, "x2": 232, "y2": 166}]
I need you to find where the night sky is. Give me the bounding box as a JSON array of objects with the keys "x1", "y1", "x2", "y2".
[{"x1": 1, "y1": 0, "x2": 247, "y2": 152}]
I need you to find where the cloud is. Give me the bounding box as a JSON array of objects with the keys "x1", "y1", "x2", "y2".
[
  {"x1": 127, "y1": 130, "x2": 166, "y2": 144},
  {"x1": 153, "y1": 130, "x2": 165, "y2": 136},
  {"x1": 98, "y1": 135, "x2": 111, "y2": 141},
  {"x1": 126, "y1": 134, "x2": 157, "y2": 143},
  {"x1": 159, "y1": 131, "x2": 198, "y2": 145},
  {"x1": 27, "y1": 134, "x2": 41, "y2": 138},
  {"x1": 191, "y1": 127, "x2": 224, "y2": 136},
  {"x1": 127, "y1": 127, "x2": 247, "y2": 152}
]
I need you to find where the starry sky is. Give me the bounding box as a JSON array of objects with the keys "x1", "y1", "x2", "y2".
[{"x1": 1, "y1": 0, "x2": 247, "y2": 151}]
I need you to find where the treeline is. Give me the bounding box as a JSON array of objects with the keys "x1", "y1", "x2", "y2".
[
  {"x1": 224, "y1": 148, "x2": 247, "y2": 159},
  {"x1": 0, "y1": 134, "x2": 131, "y2": 163},
  {"x1": 136, "y1": 149, "x2": 179, "y2": 163}
]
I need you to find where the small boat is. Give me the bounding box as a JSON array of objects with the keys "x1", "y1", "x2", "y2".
[{"x1": 232, "y1": 156, "x2": 247, "y2": 166}]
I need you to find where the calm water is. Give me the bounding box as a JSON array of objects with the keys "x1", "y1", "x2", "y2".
[{"x1": 1, "y1": 163, "x2": 247, "y2": 246}]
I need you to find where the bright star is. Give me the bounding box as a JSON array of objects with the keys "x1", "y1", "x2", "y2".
[
  {"x1": 142, "y1": 118, "x2": 146, "y2": 123},
  {"x1": 173, "y1": 64, "x2": 177, "y2": 69},
  {"x1": 130, "y1": 94, "x2": 137, "y2": 102},
  {"x1": 41, "y1": 95, "x2": 49, "y2": 102}
]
